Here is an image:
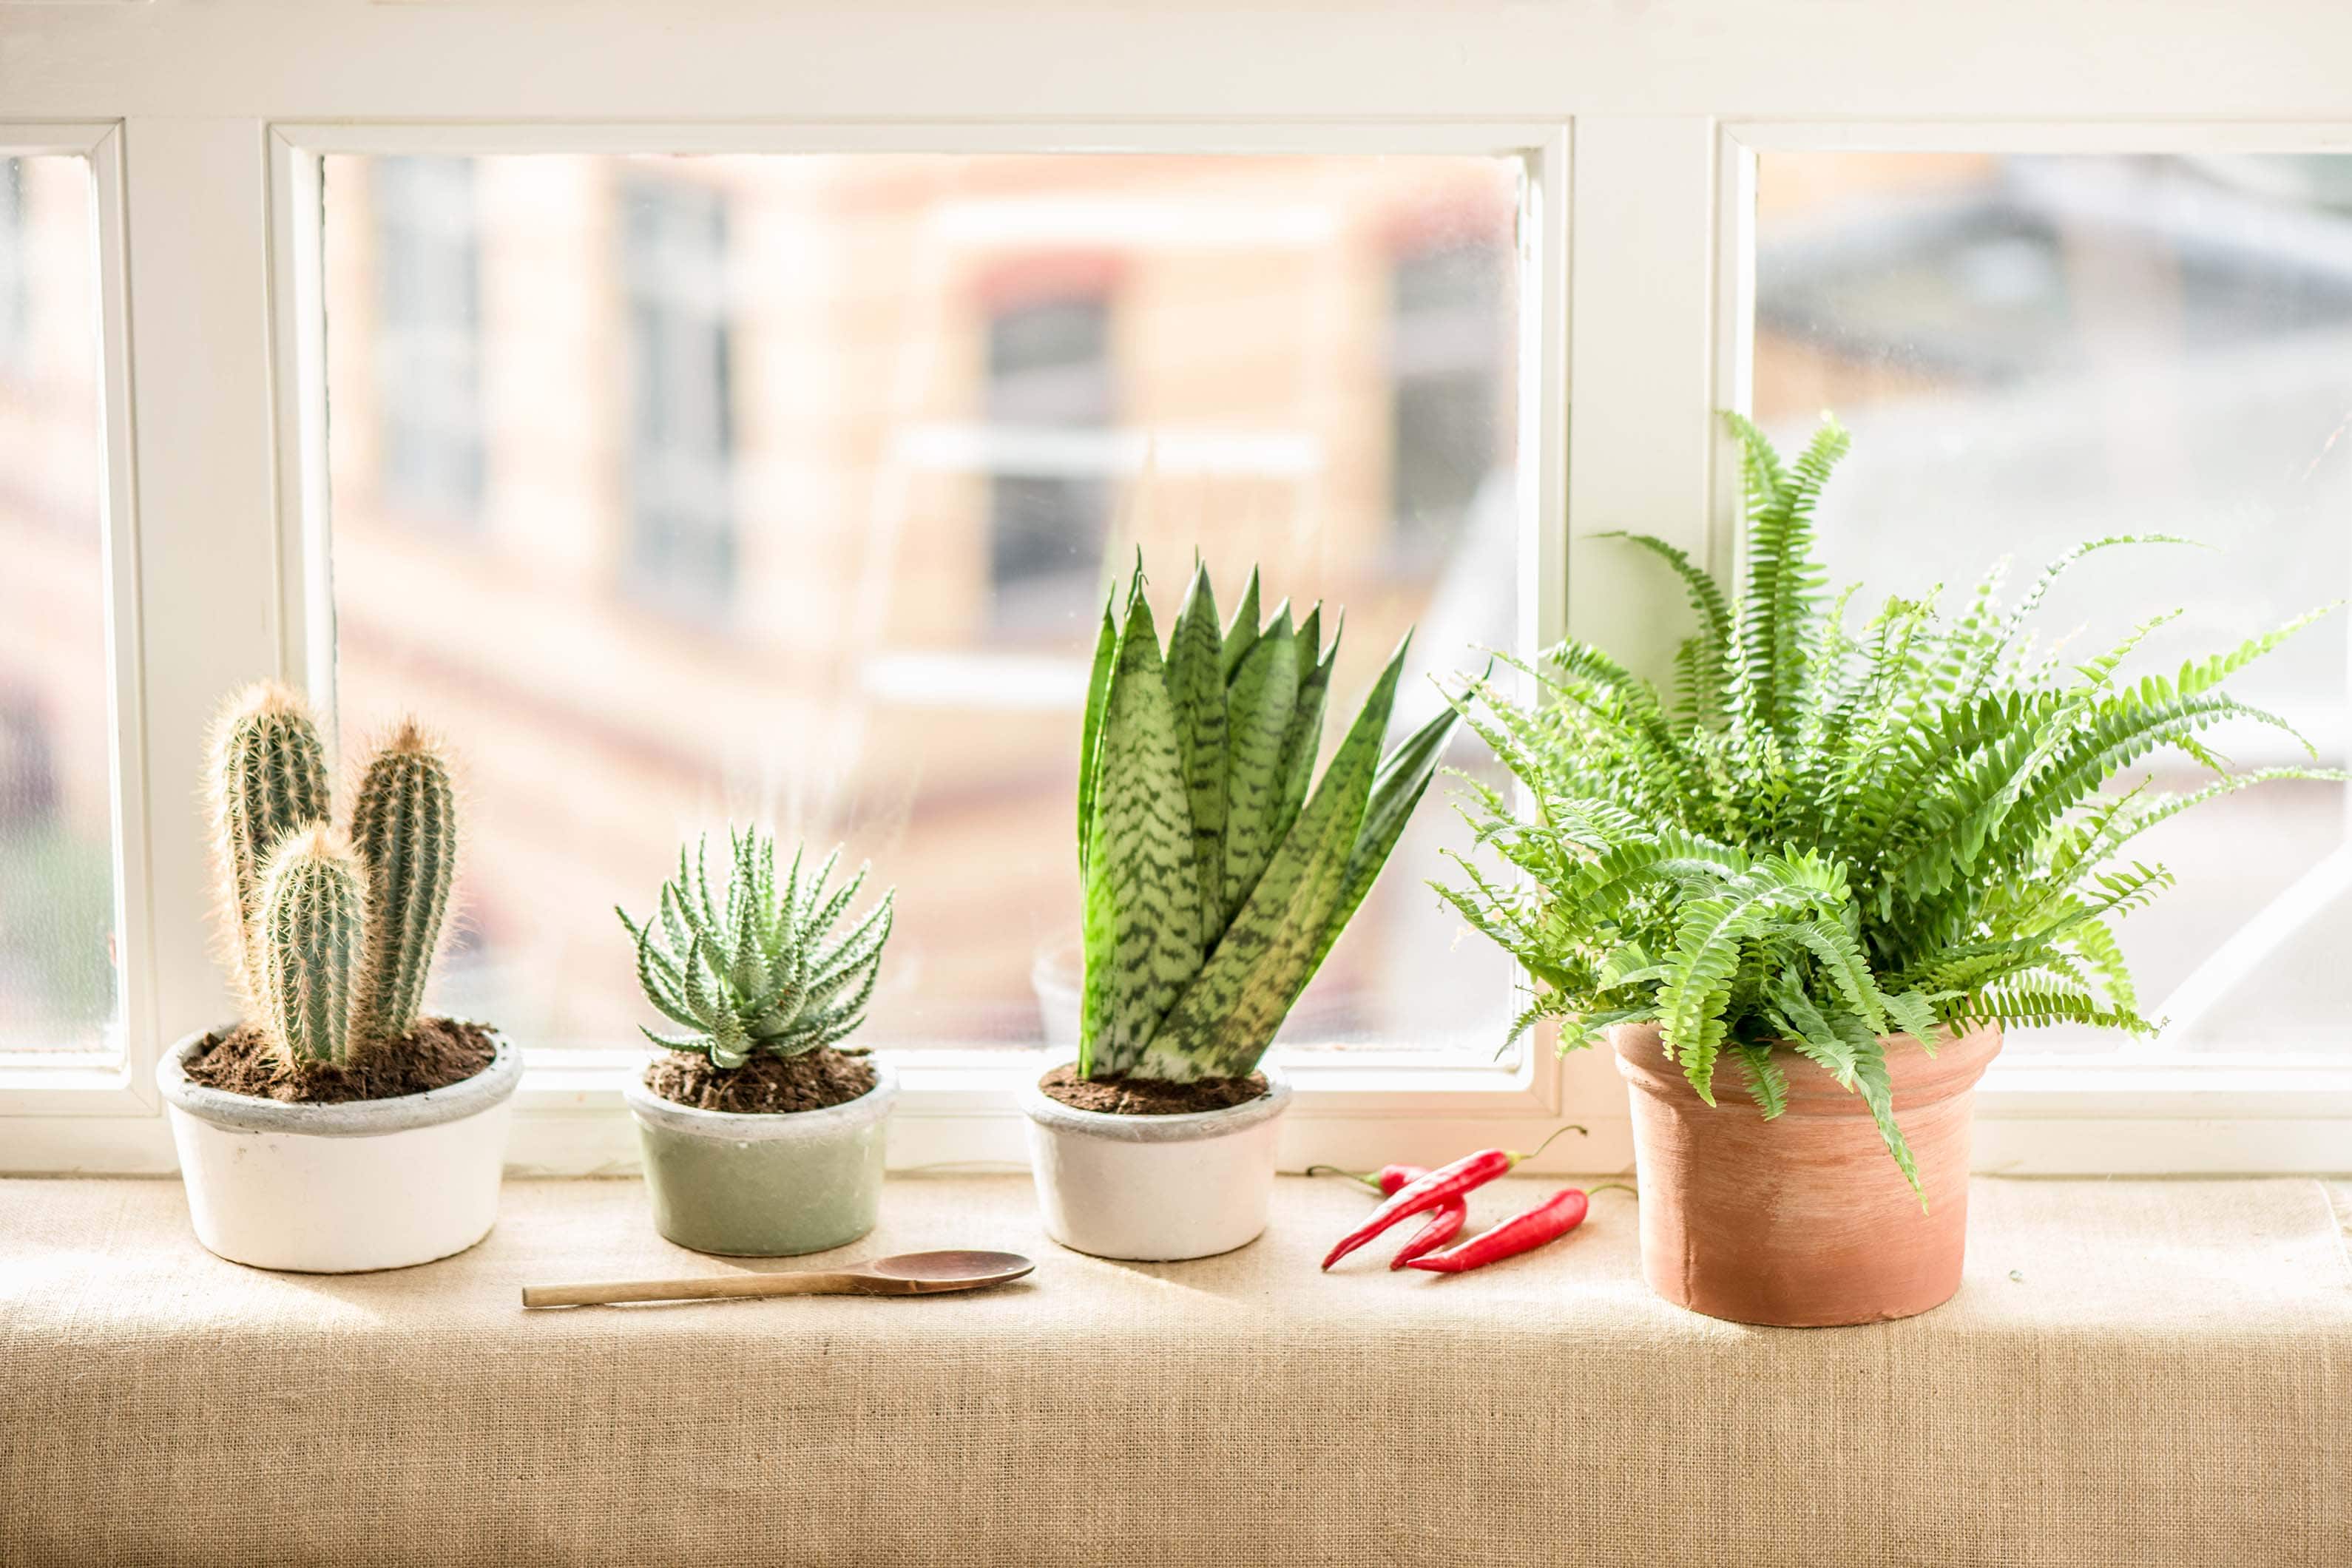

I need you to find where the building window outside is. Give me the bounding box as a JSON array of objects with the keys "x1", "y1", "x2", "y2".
[
  {"x1": 985, "y1": 293, "x2": 1114, "y2": 632},
  {"x1": 1388, "y1": 242, "x2": 1506, "y2": 557},
  {"x1": 622, "y1": 174, "x2": 736, "y2": 613},
  {"x1": 372, "y1": 156, "x2": 485, "y2": 525}
]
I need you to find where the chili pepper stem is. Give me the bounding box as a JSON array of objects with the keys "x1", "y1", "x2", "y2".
[
  {"x1": 1504, "y1": 1123, "x2": 1589, "y2": 1169},
  {"x1": 1304, "y1": 1163, "x2": 1385, "y2": 1196},
  {"x1": 1585, "y1": 1181, "x2": 1638, "y2": 1199}
]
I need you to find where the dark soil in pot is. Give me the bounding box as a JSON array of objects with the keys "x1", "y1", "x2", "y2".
[
  {"x1": 182, "y1": 1017, "x2": 496, "y2": 1103},
  {"x1": 646, "y1": 1047, "x2": 876, "y2": 1113},
  {"x1": 1038, "y1": 1064, "x2": 1268, "y2": 1115}
]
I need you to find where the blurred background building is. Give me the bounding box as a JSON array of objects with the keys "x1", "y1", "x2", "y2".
[{"x1": 4, "y1": 149, "x2": 2348, "y2": 1055}]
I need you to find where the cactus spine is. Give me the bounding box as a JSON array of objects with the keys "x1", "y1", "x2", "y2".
[
  {"x1": 209, "y1": 683, "x2": 331, "y2": 1007},
  {"x1": 257, "y1": 825, "x2": 365, "y2": 1064},
  {"x1": 349, "y1": 721, "x2": 456, "y2": 1042}
]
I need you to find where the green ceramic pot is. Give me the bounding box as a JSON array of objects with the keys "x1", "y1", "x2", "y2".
[{"x1": 621, "y1": 1060, "x2": 899, "y2": 1257}]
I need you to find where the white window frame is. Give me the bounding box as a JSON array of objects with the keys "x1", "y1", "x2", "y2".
[{"x1": 3, "y1": 4, "x2": 2350, "y2": 1177}]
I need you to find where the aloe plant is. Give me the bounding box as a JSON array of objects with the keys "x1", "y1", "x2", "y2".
[
  {"x1": 618, "y1": 828, "x2": 893, "y2": 1068},
  {"x1": 1440, "y1": 415, "x2": 2339, "y2": 1189},
  {"x1": 1078, "y1": 557, "x2": 1461, "y2": 1083},
  {"x1": 204, "y1": 683, "x2": 462, "y2": 1066}
]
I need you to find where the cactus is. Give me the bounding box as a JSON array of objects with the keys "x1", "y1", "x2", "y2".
[
  {"x1": 618, "y1": 827, "x2": 894, "y2": 1068},
  {"x1": 349, "y1": 721, "x2": 457, "y2": 1042},
  {"x1": 209, "y1": 683, "x2": 331, "y2": 1006},
  {"x1": 202, "y1": 683, "x2": 465, "y2": 1069},
  {"x1": 256, "y1": 825, "x2": 366, "y2": 1065}
]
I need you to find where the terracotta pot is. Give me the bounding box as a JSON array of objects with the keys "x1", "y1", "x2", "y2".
[{"x1": 1612, "y1": 1021, "x2": 2002, "y2": 1327}]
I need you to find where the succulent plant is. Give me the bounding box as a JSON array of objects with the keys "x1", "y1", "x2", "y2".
[
  {"x1": 1077, "y1": 556, "x2": 1462, "y2": 1084},
  {"x1": 205, "y1": 682, "x2": 462, "y2": 1066},
  {"x1": 618, "y1": 828, "x2": 894, "y2": 1068}
]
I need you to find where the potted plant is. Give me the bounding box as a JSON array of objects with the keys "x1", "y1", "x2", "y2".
[
  {"x1": 1443, "y1": 416, "x2": 2336, "y2": 1325},
  {"x1": 157, "y1": 683, "x2": 522, "y2": 1272},
  {"x1": 1021, "y1": 557, "x2": 1462, "y2": 1261},
  {"x1": 617, "y1": 828, "x2": 898, "y2": 1256}
]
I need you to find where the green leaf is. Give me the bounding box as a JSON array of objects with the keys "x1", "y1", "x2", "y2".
[
  {"x1": 1218, "y1": 604, "x2": 1301, "y2": 926},
  {"x1": 1077, "y1": 595, "x2": 1119, "y2": 873},
  {"x1": 1220, "y1": 566, "x2": 1263, "y2": 685},
  {"x1": 1273, "y1": 604, "x2": 1334, "y2": 851},
  {"x1": 1141, "y1": 640, "x2": 1406, "y2": 1079},
  {"x1": 1080, "y1": 595, "x2": 1209, "y2": 1076},
  {"x1": 1307, "y1": 675, "x2": 1454, "y2": 979},
  {"x1": 1166, "y1": 564, "x2": 1230, "y2": 942},
  {"x1": 1732, "y1": 1041, "x2": 1788, "y2": 1118}
]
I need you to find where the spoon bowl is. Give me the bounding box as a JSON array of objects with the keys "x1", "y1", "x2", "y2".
[
  {"x1": 860, "y1": 1250, "x2": 1035, "y2": 1289},
  {"x1": 523, "y1": 1248, "x2": 1036, "y2": 1308}
]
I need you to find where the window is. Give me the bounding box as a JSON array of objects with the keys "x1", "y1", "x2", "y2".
[
  {"x1": 369, "y1": 155, "x2": 484, "y2": 527},
  {"x1": 0, "y1": 152, "x2": 118, "y2": 1055},
  {"x1": 319, "y1": 149, "x2": 1527, "y2": 1065},
  {"x1": 984, "y1": 290, "x2": 1115, "y2": 631},
  {"x1": 9, "y1": 1, "x2": 2350, "y2": 1177},
  {"x1": 0, "y1": 160, "x2": 27, "y2": 375},
  {"x1": 1750, "y1": 150, "x2": 2352, "y2": 1057},
  {"x1": 1388, "y1": 237, "x2": 1513, "y2": 557},
  {"x1": 622, "y1": 172, "x2": 736, "y2": 611}
]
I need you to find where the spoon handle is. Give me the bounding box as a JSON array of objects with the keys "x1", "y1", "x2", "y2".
[{"x1": 522, "y1": 1271, "x2": 865, "y2": 1308}]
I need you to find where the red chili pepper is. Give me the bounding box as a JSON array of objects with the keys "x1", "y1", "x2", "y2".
[
  {"x1": 1388, "y1": 1199, "x2": 1468, "y2": 1270},
  {"x1": 1306, "y1": 1163, "x2": 1428, "y2": 1197},
  {"x1": 1405, "y1": 1182, "x2": 1631, "y2": 1274},
  {"x1": 1319, "y1": 1126, "x2": 1583, "y2": 1271}
]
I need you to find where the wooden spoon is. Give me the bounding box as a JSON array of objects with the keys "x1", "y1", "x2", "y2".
[{"x1": 521, "y1": 1249, "x2": 1035, "y2": 1308}]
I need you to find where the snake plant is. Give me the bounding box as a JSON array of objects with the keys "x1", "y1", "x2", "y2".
[
  {"x1": 1077, "y1": 557, "x2": 1461, "y2": 1083},
  {"x1": 618, "y1": 828, "x2": 893, "y2": 1067},
  {"x1": 1440, "y1": 414, "x2": 2339, "y2": 1189}
]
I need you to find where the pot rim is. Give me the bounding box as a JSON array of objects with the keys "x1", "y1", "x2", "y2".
[
  {"x1": 158, "y1": 1021, "x2": 524, "y2": 1138},
  {"x1": 621, "y1": 1055, "x2": 900, "y2": 1143},
  {"x1": 1609, "y1": 1020, "x2": 2003, "y2": 1112},
  {"x1": 1016, "y1": 1057, "x2": 1293, "y2": 1144}
]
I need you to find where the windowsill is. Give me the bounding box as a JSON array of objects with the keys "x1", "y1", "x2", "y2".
[{"x1": 4, "y1": 1175, "x2": 2348, "y2": 1564}]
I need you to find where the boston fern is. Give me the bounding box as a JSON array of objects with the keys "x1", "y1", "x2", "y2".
[
  {"x1": 1078, "y1": 557, "x2": 1459, "y2": 1083},
  {"x1": 1442, "y1": 414, "x2": 2336, "y2": 1186}
]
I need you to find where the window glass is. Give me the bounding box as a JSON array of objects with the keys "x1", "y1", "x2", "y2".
[
  {"x1": 1754, "y1": 152, "x2": 2352, "y2": 1053},
  {"x1": 374, "y1": 156, "x2": 484, "y2": 526},
  {"x1": 322, "y1": 152, "x2": 1526, "y2": 1055},
  {"x1": 0, "y1": 155, "x2": 121, "y2": 1055}
]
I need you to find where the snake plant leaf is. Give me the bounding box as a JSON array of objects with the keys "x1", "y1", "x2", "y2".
[
  {"x1": 1077, "y1": 596, "x2": 1118, "y2": 873},
  {"x1": 1166, "y1": 564, "x2": 1229, "y2": 943},
  {"x1": 1273, "y1": 605, "x2": 1336, "y2": 852},
  {"x1": 1220, "y1": 567, "x2": 1263, "y2": 685},
  {"x1": 1080, "y1": 595, "x2": 1209, "y2": 1076},
  {"x1": 1140, "y1": 640, "x2": 1407, "y2": 1080},
  {"x1": 1220, "y1": 604, "x2": 1300, "y2": 926},
  {"x1": 1306, "y1": 678, "x2": 1454, "y2": 980}
]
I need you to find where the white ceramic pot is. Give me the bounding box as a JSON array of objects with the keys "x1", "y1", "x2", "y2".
[
  {"x1": 157, "y1": 1024, "x2": 524, "y2": 1273},
  {"x1": 1017, "y1": 1060, "x2": 1293, "y2": 1261}
]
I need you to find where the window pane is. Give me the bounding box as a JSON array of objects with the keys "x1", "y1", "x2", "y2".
[
  {"x1": 322, "y1": 152, "x2": 1525, "y2": 1055},
  {"x1": 1754, "y1": 152, "x2": 2352, "y2": 1054},
  {"x1": 0, "y1": 155, "x2": 121, "y2": 1055}
]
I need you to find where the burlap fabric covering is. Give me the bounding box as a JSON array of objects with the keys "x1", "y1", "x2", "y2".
[{"x1": 4, "y1": 1175, "x2": 2347, "y2": 1565}]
